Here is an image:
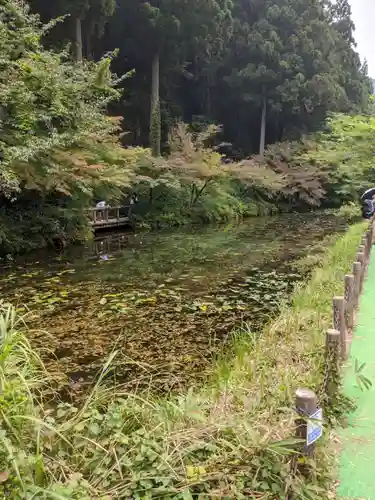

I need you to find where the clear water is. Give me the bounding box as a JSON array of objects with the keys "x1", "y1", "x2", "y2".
[{"x1": 0, "y1": 212, "x2": 347, "y2": 397}]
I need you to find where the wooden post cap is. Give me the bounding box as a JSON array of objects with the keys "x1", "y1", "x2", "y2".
[
  {"x1": 333, "y1": 296, "x2": 345, "y2": 309},
  {"x1": 333, "y1": 295, "x2": 344, "y2": 302},
  {"x1": 357, "y1": 252, "x2": 365, "y2": 261},
  {"x1": 353, "y1": 261, "x2": 361, "y2": 272},
  {"x1": 296, "y1": 388, "x2": 318, "y2": 413},
  {"x1": 326, "y1": 329, "x2": 340, "y2": 341}
]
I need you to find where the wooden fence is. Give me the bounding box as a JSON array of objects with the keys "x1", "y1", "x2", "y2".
[
  {"x1": 86, "y1": 205, "x2": 134, "y2": 231},
  {"x1": 294, "y1": 218, "x2": 374, "y2": 470}
]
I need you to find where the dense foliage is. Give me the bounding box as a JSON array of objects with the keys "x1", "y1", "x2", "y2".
[
  {"x1": 0, "y1": 0, "x2": 138, "y2": 253},
  {"x1": 301, "y1": 114, "x2": 375, "y2": 205},
  {"x1": 29, "y1": 0, "x2": 372, "y2": 155},
  {"x1": 258, "y1": 113, "x2": 375, "y2": 209},
  {"x1": 0, "y1": 0, "x2": 373, "y2": 255}
]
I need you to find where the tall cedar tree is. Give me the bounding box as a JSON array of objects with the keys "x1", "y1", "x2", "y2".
[{"x1": 28, "y1": 0, "x2": 372, "y2": 155}]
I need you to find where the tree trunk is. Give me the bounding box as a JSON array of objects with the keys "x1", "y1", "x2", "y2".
[
  {"x1": 75, "y1": 17, "x2": 83, "y2": 62},
  {"x1": 85, "y1": 31, "x2": 92, "y2": 60},
  {"x1": 205, "y1": 74, "x2": 212, "y2": 116},
  {"x1": 135, "y1": 116, "x2": 141, "y2": 145},
  {"x1": 259, "y1": 91, "x2": 267, "y2": 156},
  {"x1": 149, "y1": 52, "x2": 161, "y2": 156}
]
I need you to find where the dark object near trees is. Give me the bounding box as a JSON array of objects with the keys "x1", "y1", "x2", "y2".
[
  {"x1": 362, "y1": 208, "x2": 373, "y2": 220},
  {"x1": 130, "y1": 193, "x2": 139, "y2": 205},
  {"x1": 360, "y1": 189, "x2": 375, "y2": 219},
  {"x1": 361, "y1": 199, "x2": 374, "y2": 219},
  {"x1": 361, "y1": 188, "x2": 375, "y2": 201},
  {"x1": 52, "y1": 237, "x2": 67, "y2": 251},
  {"x1": 220, "y1": 156, "x2": 231, "y2": 165}
]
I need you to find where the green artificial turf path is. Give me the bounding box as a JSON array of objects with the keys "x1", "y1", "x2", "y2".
[{"x1": 337, "y1": 253, "x2": 375, "y2": 499}]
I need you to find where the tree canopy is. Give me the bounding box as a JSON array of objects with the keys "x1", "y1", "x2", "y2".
[
  {"x1": 0, "y1": 0, "x2": 373, "y2": 254},
  {"x1": 0, "y1": 0, "x2": 132, "y2": 197},
  {"x1": 27, "y1": 0, "x2": 372, "y2": 155},
  {"x1": 0, "y1": 0, "x2": 135, "y2": 252}
]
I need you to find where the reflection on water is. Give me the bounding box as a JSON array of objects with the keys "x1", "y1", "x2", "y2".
[{"x1": 0, "y1": 213, "x2": 347, "y2": 396}]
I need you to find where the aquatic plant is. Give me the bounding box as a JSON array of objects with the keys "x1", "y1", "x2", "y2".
[
  {"x1": 0, "y1": 222, "x2": 366, "y2": 498},
  {"x1": 0, "y1": 213, "x2": 348, "y2": 396}
]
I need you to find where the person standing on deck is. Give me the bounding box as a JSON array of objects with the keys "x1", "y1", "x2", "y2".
[
  {"x1": 96, "y1": 200, "x2": 107, "y2": 221},
  {"x1": 129, "y1": 193, "x2": 138, "y2": 205}
]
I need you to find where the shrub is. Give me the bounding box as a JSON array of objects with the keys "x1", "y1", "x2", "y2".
[
  {"x1": 0, "y1": 1, "x2": 134, "y2": 254},
  {"x1": 130, "y1": 123, "x2": 285, "y2": 226}
]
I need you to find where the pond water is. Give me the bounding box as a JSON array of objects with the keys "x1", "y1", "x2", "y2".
[{"x1": 0, "y1": 212, "x2": 347, "y2": 397}]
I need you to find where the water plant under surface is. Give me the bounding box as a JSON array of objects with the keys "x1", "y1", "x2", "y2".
[
  {"x1": 0, "y1": 213, "x2": 349, "y2": 397},
  {"x1": 0, "y1": 221, "x2": 366, "y2": 499}
]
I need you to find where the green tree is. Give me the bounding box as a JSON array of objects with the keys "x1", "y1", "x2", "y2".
[
  {"x1": 0, "y1": 0, "x2": 131, "y2": 252},
  {"x1": 108, "y1": 0, "x2": 233, "y2": 156},
  {"x1": 301, "y1": 113, "x2": 375, "y2": 205},
  {"x1": 28, "y1": 0, "x2": 372, "y2": 156},
  {"x1": 28, "y1": 0, "x2": 116, "y2": 60},
  {"x1": 224, "y1": 0, "x2": 351, "y2": 154},
  {"x1": 329, "y1": 0, "x2": 372, "y2": 112},
  {"x1": 83, "y1": 0, "x2": 116, "y2": 60}
]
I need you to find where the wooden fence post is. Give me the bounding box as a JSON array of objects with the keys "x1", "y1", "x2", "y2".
[
  {"x1": 367, "y1": 230, "x2": 373, "y2": 257},
  {"x1": 361, "y1": 242, "x2": 369, "y2": 274},
  {"x1": 352, "y1": 262, "x2": 362, "y2": 310},
  {"x1": 295, "y1": 388, "x2": 318, "y2": 464},
  {"x1": 370, "y1": 220, "x2": 374, "y2": 246},
  {"x1": 360, "y1": 238, "x2": 368, "y2": 263},
  {"x1": 357, "y1": 252, "x2": 365, "y2": 291},
  {"x1": 324, "y1": 329, "x2": 341, "y2": 399},
  {"x1": 333, "y1": 296, "x2": 347, "y2": 359},
  {"x1": 344, "y1": 274, "x2": 355, "y2": 330},
  {"x1": 359, "y1": 244, "x2": 367, "y2": 265}
]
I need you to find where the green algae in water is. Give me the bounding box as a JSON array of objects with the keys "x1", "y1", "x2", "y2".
[{"x1": 0, "y1": 212, "x2": 348, "y2": 397}]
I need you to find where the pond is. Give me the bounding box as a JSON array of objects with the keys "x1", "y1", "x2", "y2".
[{"x1": 0, "y1": 212, "x2": 348, "y2": 397}]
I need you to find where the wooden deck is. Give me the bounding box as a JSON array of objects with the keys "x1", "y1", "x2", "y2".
[{"x1": 86, "y1": 206, "x2": 134, "y2": 231}]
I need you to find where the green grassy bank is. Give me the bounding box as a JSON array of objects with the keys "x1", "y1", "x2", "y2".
[{"x1": 0, "y1": 222, "x2": 367, "y2": 499}]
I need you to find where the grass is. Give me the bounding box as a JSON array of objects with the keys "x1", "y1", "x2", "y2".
[{"x1": 0, "y1": 221, "x2": 367, "y2": 499}]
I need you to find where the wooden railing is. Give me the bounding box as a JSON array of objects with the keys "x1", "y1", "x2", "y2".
[
  {"x1": 293, "y1": 218, "x2": 374, "y2": 473},
  {"x1": 86, "y1": 205, "x2": 133, "y2": 230}
]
